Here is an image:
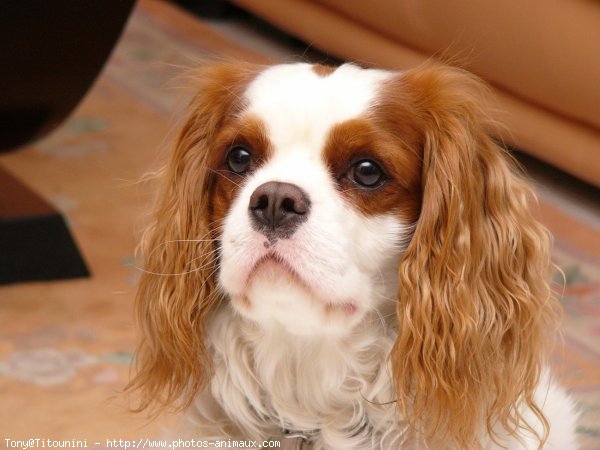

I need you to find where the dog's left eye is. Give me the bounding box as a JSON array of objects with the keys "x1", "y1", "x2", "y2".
[
  {"x1": 349, "y1": 159, "x2": 386, "y2": 188},
  {"x1": 226, "y1": 146, "x2": 252, "y2": 174}
]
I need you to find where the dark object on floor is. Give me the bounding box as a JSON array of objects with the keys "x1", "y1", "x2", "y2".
[
  {"x1": 0, "y1": 0, "x2": 136, "y2": 152},
  {"x1": 0, "y1": 0, "x2": 134, "y2": 283},
  {"x1": 0, "y1": 167, "x2": 89, "y2": 285},
  {"x1": 171, "y1": 0, "x2": 234, "y2": 18}
]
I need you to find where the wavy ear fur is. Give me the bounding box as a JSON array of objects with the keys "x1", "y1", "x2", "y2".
[
  {"x1": 391, "y1": 66, "x2": 558, "y2": 449},
  {"x1": 126, "y1": 62, "x2": 260, "y2": 413}
]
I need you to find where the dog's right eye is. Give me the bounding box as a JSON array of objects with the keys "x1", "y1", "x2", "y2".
[{"x1": 226, "y1": 146, "x2": 252, "y2": 174}]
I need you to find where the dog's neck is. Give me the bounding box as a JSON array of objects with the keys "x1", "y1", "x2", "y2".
[{"x1": 206, "y1": 303, "x2": 407, "y2": 449}]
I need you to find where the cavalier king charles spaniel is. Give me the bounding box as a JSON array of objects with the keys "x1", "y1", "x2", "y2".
[{"x1": 128, "y1": 62, "x2": 578, "y2": 449}]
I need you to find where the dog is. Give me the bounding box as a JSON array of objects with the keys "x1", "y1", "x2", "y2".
[{"x1": 128, "y1": 62, "x2": 578, "y2": 449}]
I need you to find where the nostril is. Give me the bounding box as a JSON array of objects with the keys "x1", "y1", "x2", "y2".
[
  {"x1": 281, "y1": 197, "x2": 298, "y2": 214},
  {"x1": 284, "y1": 196, "x2": 308, "y2": 215},
  {"x1": 255, "y1": 194, "x2": 269, "y2": 210}
]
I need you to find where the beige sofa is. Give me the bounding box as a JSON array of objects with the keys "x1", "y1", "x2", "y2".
[{"x1": 231, "y1": 0, "x2": 600, "y2": 187}]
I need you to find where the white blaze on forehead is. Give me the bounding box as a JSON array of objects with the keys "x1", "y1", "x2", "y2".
[{"x1": 244, "y1": 63, "x2": 391, "y2": 154}]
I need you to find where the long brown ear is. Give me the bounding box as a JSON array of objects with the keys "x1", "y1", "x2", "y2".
[
  {"x1": 391, "y1": 66, "x2": 559, "y2": 449},
  {"x1": 126, "y1": 62, "x2": 260, "y2": 413}
]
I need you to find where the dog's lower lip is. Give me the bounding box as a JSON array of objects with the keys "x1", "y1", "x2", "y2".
[
  {"x1": 246, "y1": 254, "x2": 299, "y2": 284},
  {"x1": 326, "y1": 302, "x2": 357, "y2": 315},
  {"x1": 246, "y1": 255, "x2": 358, "y2": 314},
  {"x1": 252, "y1": 254, "x2": 291, "y2": 273}
]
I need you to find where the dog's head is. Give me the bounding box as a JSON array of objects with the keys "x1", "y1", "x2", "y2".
[
  {"x1": 130, "y1": 62, "x2": 557, "y2": 448},
  {"x1": 216, "y1": 63, "x2": 421, "y2": 335}
]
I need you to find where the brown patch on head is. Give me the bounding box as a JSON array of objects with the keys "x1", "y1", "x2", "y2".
[
  {"x1": 183, "y1": 61, "x2": 263, "y2": 134},
  {"x1": 209, "y1": 114, "x2": 273, "y2": 227},
  {"x1": 170, "y1": 62, "x2": 270, "y2": 236},
  {"x1": 312, "y1": 63, "x2": 338, "y2": 77},
  {"x1": 322, "y1": 88, "x2": 424, "y2": 224}
]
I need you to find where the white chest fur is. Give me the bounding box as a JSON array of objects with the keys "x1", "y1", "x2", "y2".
[{"x1": 203, "y1": 305, "x2": 405, "y2": 450}]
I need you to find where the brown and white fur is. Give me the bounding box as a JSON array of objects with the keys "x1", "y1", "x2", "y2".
[{"x1": 128, "y1": 62, "x2": 578, "y2": 449}]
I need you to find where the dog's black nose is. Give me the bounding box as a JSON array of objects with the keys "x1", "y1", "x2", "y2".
[{"x1": 249, "y1": 181, "x2": 310, "y2": 239}]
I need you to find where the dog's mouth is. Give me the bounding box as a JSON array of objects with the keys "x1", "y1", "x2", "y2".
[
  {"x1": 246, "y1": 253, "x2": 306, "y2": 289},
  {"x1": 236, "y1": 253, "x2": 301, "y2": 312},
  {"x1": 244, "y1": 252, "x2": 357, "y2": 315}
]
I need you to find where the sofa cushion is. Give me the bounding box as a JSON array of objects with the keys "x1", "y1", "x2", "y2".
[{"x1": 315, "y1": 0, "x2": 600, "y2": 131}]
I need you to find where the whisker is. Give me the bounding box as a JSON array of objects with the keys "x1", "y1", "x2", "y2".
[
  {"x1": 209, "y1": 169, "x2": 244, "y2": 188},
  {"x1": 134, "y1": 258, "x2": 218, "y2": 277},
  {"x1": 135, "y1": 248, "x2": 220, "y2": 276}
]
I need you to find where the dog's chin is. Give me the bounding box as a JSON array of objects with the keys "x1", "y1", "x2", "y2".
[{"x1": 229, "y1": 258, "x2": 363, "y2": 336}]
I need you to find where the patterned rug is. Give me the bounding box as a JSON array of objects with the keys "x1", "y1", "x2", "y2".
[{"x1": 0, "y1": 0, "x2": 598, "y2": 448}]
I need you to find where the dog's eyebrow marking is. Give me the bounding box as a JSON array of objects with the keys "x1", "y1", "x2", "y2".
[{"x1": 312, "y1": 64, "x2": 337, "y2": 77}]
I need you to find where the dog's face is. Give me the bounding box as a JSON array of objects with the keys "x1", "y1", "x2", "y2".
[
  {"x1": 130, "y1": 62, "x2": 558, "y2": 449},
  {"x1": 214, "y1": 64, "x2": 421, "y2": 335}
]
